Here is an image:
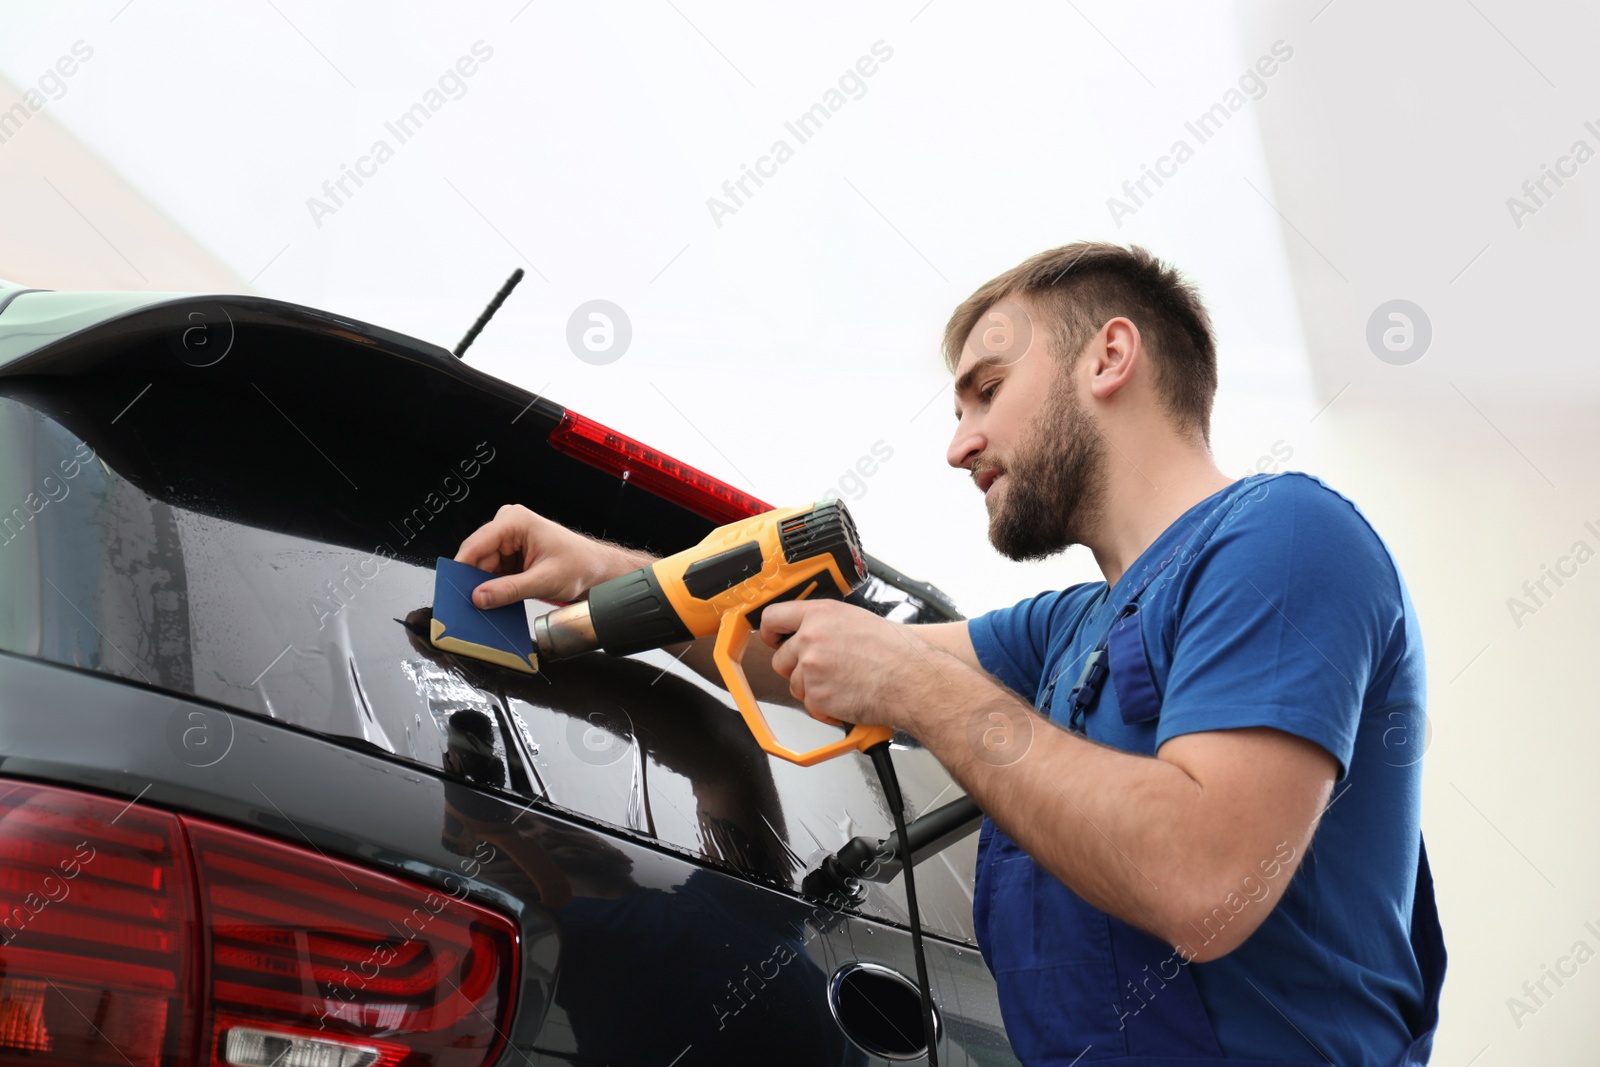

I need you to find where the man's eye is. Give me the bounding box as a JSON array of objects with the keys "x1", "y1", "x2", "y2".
[{"x1": 981, "y1": 382, "x2": 999, "y2": 401}]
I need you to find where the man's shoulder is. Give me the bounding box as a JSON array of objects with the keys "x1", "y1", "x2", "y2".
[
  {"x1": 1169, "y1": 472, "x2": 1414, "y2": 645},
  {"x1": 1210, "y1": 471, "x2": 1400, "y2": 569},
  {"x1": 993, "y1": 581, "x2": 1105, "y2": 632},
  {"x1": 968, "y1": 581, "x2": 1110, "y2": 702},
  {"x1": 1256, "y1": 469, "x2": 1373, "y2": 515}
]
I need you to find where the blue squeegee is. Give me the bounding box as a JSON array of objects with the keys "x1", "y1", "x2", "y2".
[{"x1": 429, "y1": 557, "x2": 539, "y2": 674}]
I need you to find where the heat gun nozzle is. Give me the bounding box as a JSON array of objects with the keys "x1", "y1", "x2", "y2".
[{"x1": 532, "y1": 601, "x2": 600, "y2": 660}]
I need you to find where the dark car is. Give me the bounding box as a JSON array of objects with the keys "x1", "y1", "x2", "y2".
[{"x1": 0, "y1": 279, "x2": 1018, "y2": 1066}]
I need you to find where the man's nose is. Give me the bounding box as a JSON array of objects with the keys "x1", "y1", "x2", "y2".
[{"x1": 947, "y1": 417, "x2": 985, "y2": 471}]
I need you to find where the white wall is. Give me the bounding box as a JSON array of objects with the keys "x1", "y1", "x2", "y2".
[{"x1": 1236, "y1": 1, "x2": 1600, "y2": 1060}]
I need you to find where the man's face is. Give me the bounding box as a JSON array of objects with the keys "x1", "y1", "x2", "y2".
[{"x1": 948, "y1": 299, "x2": 1107, "y2": 560}]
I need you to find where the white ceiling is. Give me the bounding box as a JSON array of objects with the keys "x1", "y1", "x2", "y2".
[{"x1": 1243, "y1": 0, "x2": 1600, "y2": 414}]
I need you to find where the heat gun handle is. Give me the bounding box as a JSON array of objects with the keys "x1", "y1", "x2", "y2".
[{"x1": 711, "y1": 611, "x2": 894, "y2": 767}]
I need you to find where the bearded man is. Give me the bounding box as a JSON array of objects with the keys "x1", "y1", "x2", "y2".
[{"x1": 457, "y1": 242, "x2": 1445, "y2": 1067}]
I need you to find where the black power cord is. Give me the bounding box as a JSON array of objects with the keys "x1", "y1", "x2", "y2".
[{"x1": 867, "y1": 741, "x2": 939, "y2": 1066}]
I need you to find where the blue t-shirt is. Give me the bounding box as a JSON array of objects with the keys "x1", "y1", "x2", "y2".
[{"x1": 968, "y1": 472, "x2": 1429, "y2": 1067}]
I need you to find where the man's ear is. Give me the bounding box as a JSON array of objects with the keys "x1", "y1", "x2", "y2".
[{"x1": 1085, "y1": 317, "x2": 1141, "y2": 401}]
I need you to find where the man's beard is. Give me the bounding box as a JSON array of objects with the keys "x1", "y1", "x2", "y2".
[{"x1": 988, "y1": 371, "x2": 1107, "y2": 561}]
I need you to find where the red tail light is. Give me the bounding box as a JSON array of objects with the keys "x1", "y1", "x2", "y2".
[
  {"x1": 548, "y1": 409, "x2": 772, "y2": 525},
  {"x1": 0, "y1": 781, "x2": 518, "y2": 1067},
  {"x1": 0, "y1": 782, "x2": 196, "y2": 1066}
]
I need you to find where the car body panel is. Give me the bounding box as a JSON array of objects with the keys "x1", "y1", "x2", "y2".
[{"x1": 0, "y1": 651, "x2": 1017, "y2": 1064}]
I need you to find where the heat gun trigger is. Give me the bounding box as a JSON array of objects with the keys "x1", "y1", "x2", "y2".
[{"x1": 713, "y1": 609, "x2": 891, "y2": 767}]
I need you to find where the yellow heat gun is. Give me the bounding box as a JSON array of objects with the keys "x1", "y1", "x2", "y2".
[{"x1": 531, "y1": 500, "x2": 890, "y2": 766}]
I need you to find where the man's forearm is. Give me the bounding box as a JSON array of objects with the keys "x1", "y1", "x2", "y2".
[
  {"x1": 589, "y1": 540, "x2": 658, "y2": 586},
  {"x1": 913, "y1": 661, "x2": 1259, "y2": 958}
]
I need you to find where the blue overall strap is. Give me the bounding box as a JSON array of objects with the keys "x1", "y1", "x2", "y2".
[
  {"x1": 1398, "y1": 835, "x2": 1447, "y2": 1065},
  {"x1": 1064, "y1": 647, "x2": 1109, "y2": 733},
  {"x1": 1055, "y1": 554, "x2": 1188, "y2": 731},
  {"x1": 1108, "y1": 604, "x2": 1160, "y2": 725},
  {"x1": 1057, "y1": 488, "x2": 1245, "y2": 731}
]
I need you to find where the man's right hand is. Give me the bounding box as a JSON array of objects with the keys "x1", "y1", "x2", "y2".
[{"x1": 453, "y1": 504, "x2": 654, "y2": 609}]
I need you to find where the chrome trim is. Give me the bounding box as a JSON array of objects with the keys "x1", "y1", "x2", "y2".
[{"x1": 826, "y1": 960, "x2": 942, "y2": 1062}]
